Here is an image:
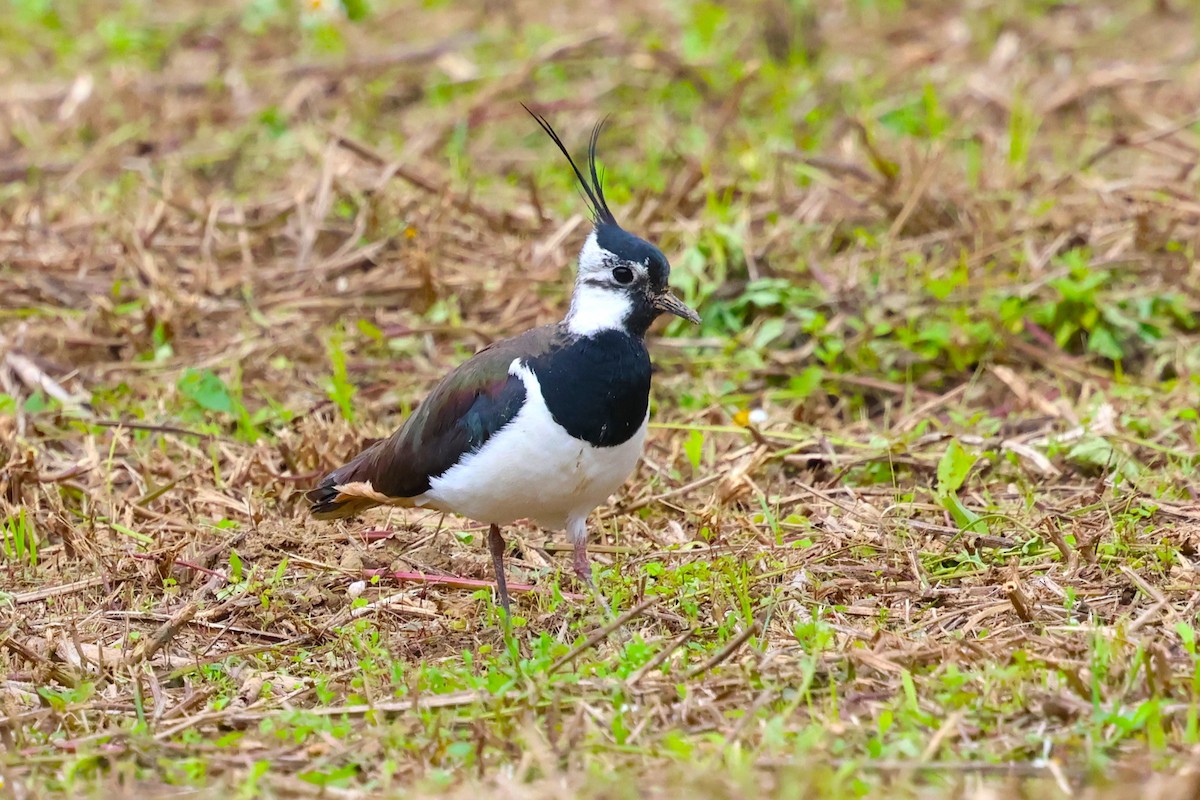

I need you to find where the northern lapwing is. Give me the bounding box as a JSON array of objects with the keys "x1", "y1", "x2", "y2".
[{"x1": 307, "y1": 108, "x2": 700, "y2": 616}]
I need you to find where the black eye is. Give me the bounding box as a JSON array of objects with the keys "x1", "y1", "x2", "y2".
[{"x1": 612, "y1": 266, "x2": 635, "y2": 284}]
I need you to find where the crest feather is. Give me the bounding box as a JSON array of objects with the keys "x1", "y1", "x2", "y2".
[{"x1": 523, "y1": 104, "x2": 617, "y2": 226}]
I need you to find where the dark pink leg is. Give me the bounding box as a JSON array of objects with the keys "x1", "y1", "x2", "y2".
[
  {"x1": 569, "y1": 518, "x2": 611, "y2": 616},
  {"x1": 573, "y1": 542, "x2": 592, "y2": 586},
  {"x1": 487, "y1": 524, "x2": 511, "y2": 618}
]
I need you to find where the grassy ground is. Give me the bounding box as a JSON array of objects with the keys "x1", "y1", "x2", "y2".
[{"x1": 3, "y1": 0, "x2": 1200, "y2": 797}]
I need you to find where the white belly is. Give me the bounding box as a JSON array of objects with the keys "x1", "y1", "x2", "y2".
[{"x1": 418, "y1": 359, "x2": 646, "y2": 530}]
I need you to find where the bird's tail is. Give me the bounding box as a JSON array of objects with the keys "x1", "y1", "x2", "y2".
[
  {"x1": 306, "y1": 443, "x2": 388, "y2": 520},
  {"x1": 307, "y1": 482, "x2": 379, "y2": 520}
]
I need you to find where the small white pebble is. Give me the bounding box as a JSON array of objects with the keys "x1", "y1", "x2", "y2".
[
  {"x1": 748, "y1": 408, "x2": 768, "y2": 425},
  {"x1": 347, "y1": 580, "x2": 367, "y2": 599}
]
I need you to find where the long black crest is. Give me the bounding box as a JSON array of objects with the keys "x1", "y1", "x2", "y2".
[{"x1": 522, "y1": 104, "x2": 617, "y2": 226}]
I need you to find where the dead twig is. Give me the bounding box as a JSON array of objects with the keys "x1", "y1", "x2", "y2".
[
  {"x1": 685, "y1": 619, "x2": 762, "y2": 679},
  {"x1": 548, "y1": 595, "x2": 658, "y2": 674}
]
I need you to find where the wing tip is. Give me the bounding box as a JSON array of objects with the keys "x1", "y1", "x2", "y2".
[
  {"x1": 306, "y1": 472, "x2": 401, "y2": 520},
  {"x1": 306, "y1": 481, "x2": 352, "y2": 519}
]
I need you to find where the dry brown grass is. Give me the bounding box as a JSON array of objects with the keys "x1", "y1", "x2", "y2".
[{"x1": 3, "y1": 0, "x2": 1200, "y2": 797}]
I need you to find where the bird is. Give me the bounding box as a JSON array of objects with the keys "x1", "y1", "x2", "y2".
[{"x1": 306, "y1": 107, "x2": 700, "y2": 617}]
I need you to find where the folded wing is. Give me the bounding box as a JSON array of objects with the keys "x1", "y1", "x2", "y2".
[{"x1": 307, "y1": 326, "x2": 565, "y2": 519}]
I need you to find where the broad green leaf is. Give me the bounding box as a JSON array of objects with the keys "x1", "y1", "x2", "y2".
[
  {"x1": 178, "y1": 369, "x2": 235, "y2": 415},
  {"x1": 789, "y1": 366, "x2": 823, "y2": 400},
  {"x1": 1066, "y1": 436, "x2": 1113, "y2": 469},
  {"x1": 1066, "y1": 436, "x2": 1141, "y2": 481},
  {"x1": 936, "y1": 439, "x2": 976, "y2": 495},
  {"x1": 752, "y1": 317, "x2": 787, "y2": 350},
  {"x1": 941, "y1": 493, "x2": 988, "y2": 534},
  {"x1": 1087, "y1": 327, "x2": 1124, "y2": 361}
]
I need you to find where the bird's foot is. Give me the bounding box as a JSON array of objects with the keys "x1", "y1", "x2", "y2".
[
  {"x1": 572, "y1": 546, "x2": 613, "y2": 619},
  {"x1": 572, "y1": 547, "x2": 593, "y2": 587}
]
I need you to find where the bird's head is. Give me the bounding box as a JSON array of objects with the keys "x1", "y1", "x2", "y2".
[{"x1": 525, "y1": 107, "x2": 701, "y2": 338}]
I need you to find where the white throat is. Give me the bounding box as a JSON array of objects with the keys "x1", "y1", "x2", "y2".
[{"x1": 566, "y1": 283, "x2": 632, "y2": 336}]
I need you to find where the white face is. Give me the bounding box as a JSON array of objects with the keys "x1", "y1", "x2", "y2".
[{"x1": 565, "y1": 230, "x2": 649, "y2": 336}]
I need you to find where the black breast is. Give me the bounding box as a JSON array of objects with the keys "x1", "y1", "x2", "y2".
[{"x1": 529, "y1": 330, "x2": 651, "y2": 447}]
